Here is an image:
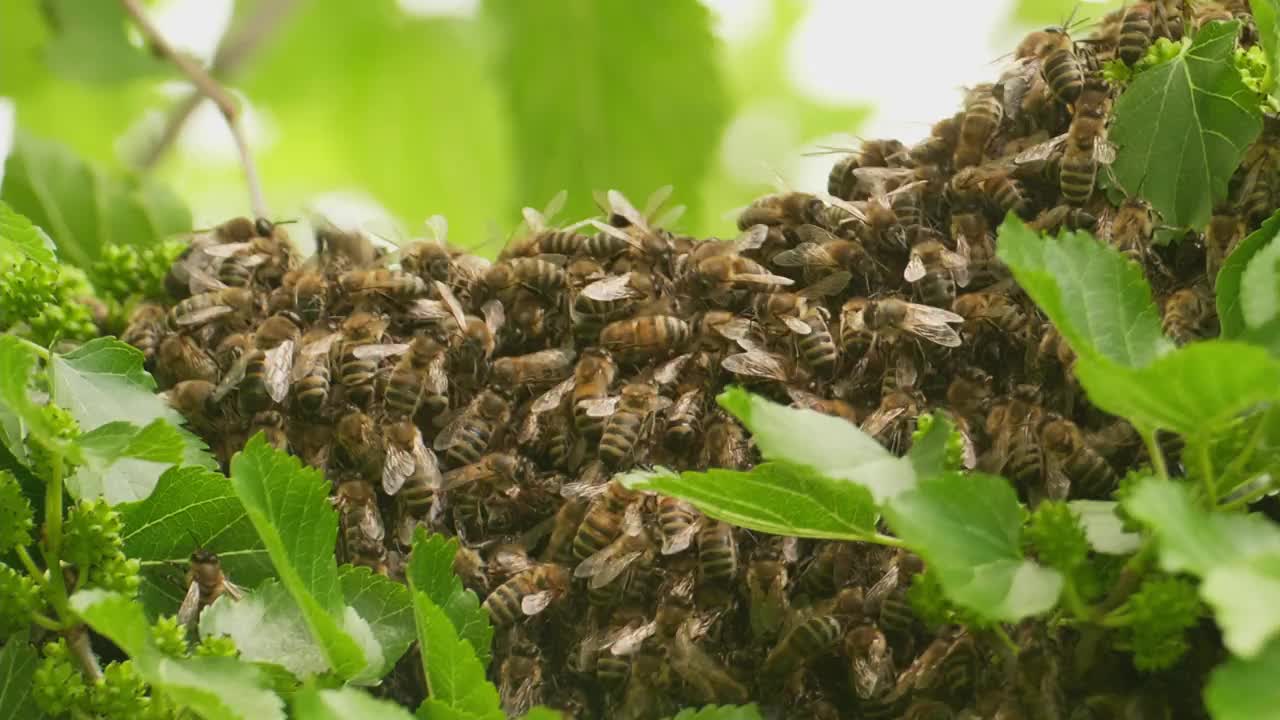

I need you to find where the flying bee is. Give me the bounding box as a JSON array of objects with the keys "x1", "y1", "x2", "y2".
[
  {"x1": 597, "y1": 384, "x2": 671, "y2": 468},
  {"x1": 483, "y1": 256, "x2": 567, "y2": 301},
  {"x1": 697, "y1": 520, "x2": 738, "y2": 585},
  {"x1": 382, "y1": 417, "x2": 442, "y2": 497},
  {"x1": 842, "y1": 296, "x2": 965, "y2": 349},
  {"x1": 861, "y1": 388, "x2": 925, "y2": 455},
  {"x1": 170, "y1": 287, "x2": 257, "y2": 331},
  {"x1": 1040, "y1": 416, "x2": 1118, "y2": 501},
  {"x1": 482, "y1": 563, "x2": 571, "y2": 627},
  {"x1": 434, "y1": 390, "x2": 510, "y2": 467},
  {"x1": 384, "y1": 335, "x2": 449, "y2": 421},
  {"x1": 1162, "y1": 285, "x2": 1216, "y2": 345},
  {"x1": 599, "y1": 315, "x2": 691, "y2": 364},
  {"x1": 122, "y1": 302, "x2": 168, "y2": 363},
  {"x1": 738, "y1": 192, "x2": 825, "y2": 229},
  {"x1": 953, "y1": 84, "x2": 1003, "y2": 169},
  {"x1": 570, "y1": 348, "x2": 618, "y2": 441},
  {"x1": 904, "y1": 238, "x2": 970, "y2": 306},
  {"x1": 335, "y1": 478, "x2": 387, "y2": 574},
  {"x1": 491, "y1": 348, "x2": 577, "y2": 392},
  {"x1": 156, "y1": 334, "x2": 220, "y2": 387},
  {"x1": 177, "y1": 548, "x2": 244, "y2": 631}
]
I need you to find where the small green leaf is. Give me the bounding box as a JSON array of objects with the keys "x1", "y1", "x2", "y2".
[
  {"x1": 1202, "y1": 555, "x2": 1280, "y2": 657},
  {"x1": 623, "y1": 462, "x2": 878, "y2": 540},
  {"x1": 410, "y1": 592, "x2": 504, "y2": 720},
  {"x1": 406, "y1": 530, "x2": 493, "y2": 665},
  {"x1": 1067, "y1": 500, "x2": 1140, "y2": 555},
  {"x1": 1241, "y1": 229, "x2": 1280, "y2": 329},
  {"x1": 717, "y1": 387, "x2": 914, "y2": 503},
  {"x1": 229, "y1": 436, "x2": 372, "y2": 680},
  {"x1": 1218, "y1": 209, "x2": 1280, "y2": 337},
  {"x1": 41, "y1": 0, "x2": 167, "y2": 85},
  {"x1": 71, "y1": 589, "x2": 285, "y2": 719},
  {"x1": 997, "y1": 216, "x2": 1170, "y2": 368},
  {"x1": 0, "y1": 336, "x2": 60, "y2": 451},
  {"x1": 293, "y1": 687, "x2": 416, "y2": 720},
  {"x1": 339, "y1": 565, "x2": 416, "y2": 675},
  {"x1": 1251, "y1": 0, "x2": 1280, "y2": 98},
  {"x1": 883, "y1": 472, "x2": 1062, "y2": 621},
  {"x1": 0, "y1": 200, "x2": 55, "y2": 266},
  {"x1": 68, "y1": 419, "x2": 184, "y2": 503},
  {"x1": 667, "y1": 705, "x2": 765, "y2": 720},
  {"x1": 0, "y1": 639, "x2": 41, "y2": 720},
  {"x1": 907, "y1": 412, "x2": 957, "y2": 480},
  {"x1": 1206, "y1": 636, "x2": 1280, "y2": 720},
  {"x1": 199, "y1": 580, "x2": 328, "y2": 680},
  {"x1": 1109, "y1": 21, "x2": 1263, "y2": 229}
]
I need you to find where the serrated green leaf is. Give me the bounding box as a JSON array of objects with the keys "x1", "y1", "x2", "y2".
[
  {"x1": 1241, "y1": 228, "x2": 1280, "y2": 329},
  {"x1": 1071, "y1": 341, "x2": 1280, "y2": 436},
  {"x1": 406, "y1": 530, "x2": 492, "y2": 666},
  {"x1": 1205, "y1": 635, "x2": 1280, "y2": 720},
  {"x1": 72, "y1": 589, "x2": 285, "y2": 720},
  {"x1": 1, "y1": 133, "x2": 191, "y2": 267},
  {"x1": 41, "y1": 0, "x2": 167, "y2": 85},
  {"x1": 1109, "y1": 21, "x2": 1263, "y2": 229},
  {"x1": 0, "y1": 200, "x2": 55, "y2": 266},
  {"x1": 623, "y1": 462, "x2": 879, "y2": 540},
  {"x1": 717, "y1": 387, "x2": 914, "y2": 503},
  {"x1": 1067, "y1": 500, "x2": 1140, "y2": 555},
  {"x1": 1218, "y1": 209, "x2": 1280, "y2": 337},
  {"x1": 410, "y1": 592, "x2": 503, "y2": 720},
  {"x1": 485, "y1": 0, "x2": 728, "y2": 231},
  {"x1": 118, "y1": 465, "x2": 273, "y2": 620},
  {"x1": 0, "y1": 639, "x2": 42, "y2": 720},
  {"x1": 294, "y1": 686, "x2": 416, "y2": 720},
  {"x1": 666, "y1": 704, "x2": 764, "y2": 720},
  {"x1": 68, "y1": 419, "x2": 184, "y2": 503},
  {"x1": 339, "y1": 565, "x2": 416, "y2": 675},
  {"x1": 200, "y1": 580, "x2": 329, "y2": 680},
  {"x1": 229, "y1": 437, "x2": 371, "y2": 680},
  {"x1": 882, "y1": 472, "x2": 1062, "y2": 621},
  {"x1": 997, "y1": 215, "x2": 1170, "y2": 368},
  {"x1": 1251, "y1": 0, "x2": 1280, "y2": 98}
]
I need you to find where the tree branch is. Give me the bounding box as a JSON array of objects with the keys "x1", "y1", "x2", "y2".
[{"x1": 120, "y1": 0, "x2": 268, "y2": 219}]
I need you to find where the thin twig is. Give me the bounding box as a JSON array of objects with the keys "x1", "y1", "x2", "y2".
[
  {"x1": 120, "y1": 0, "x2": 268, "y2": 218},
  {"x1": 65, "y1": 624, "x2": 103, "y2": 683}
]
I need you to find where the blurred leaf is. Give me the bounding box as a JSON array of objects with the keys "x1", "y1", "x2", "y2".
[
  {"x1": 1067, "y1": 500, "x2": 1140, "y2": 555},
  {"x1": 1109, "y1": 21, "x2": 1262, "y2": 229},
  {"x1": 1218, "y1": 209, "x2": 1280, "y2": 337},
  {"x1": 1252, "y1": 0, "x2": 1280, "y2": 98},
  {"x1": 907, "y1": 412, "x2": 959, "y2": 480},
  {"x1": 1010, "y1": 0, "x2": 1123, "y2": 27},
  {"x1": 883, "y1": 472, "x2": 1063, "y2": 621},
  {"x1": 1206, "y1": 636, "x2": 1280, "y2": 720},
  {"x1": 1242, "y1": 228, "x2": 1280, "y2": 329},
  {"x1": 485, "y1": 0, "x2": 729, "y2": 231},
  {"x1": 68, "y1": 418, "x2": 184, "y2": 503},
  {"x1": 41, "y1": 0, "x2": 168, "y2": 85},
  {"x1": 0, "y1": 336, "x2": 61, "y2": 453},
  {"x1": 0, "y1": 639, "x2": 41, "y2": 720},
  {"x1": 200, "y1": 579, "x2": 328, "y2": 679},
  {"x1": 118, "y1": 465, "x2": 273, "y2": 620},
  {"x1": 0, "y1": 200, "x2": 56, "y2": 265},
  {"x1": 293, "y1": 687, "x2": 416, "y2": 720},
  {"x1": 2, "y1": 133, "x2": 191, "y2": 267},
  {"x1": 406, "y1": 530, "x2": 492, "y2": 666}
]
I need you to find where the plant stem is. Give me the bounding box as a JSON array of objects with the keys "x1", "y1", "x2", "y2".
[
  {"x1": 1141, "y1": 429, "x2": 1169, "y2": 481},
  {"x1": 1197, "y1": 438, "x2": 1218, "y2": 507},
  {"x1": 42, "y1": 453, "x2": 70, "y2": 621},
  {"x1": 8, "y1": 334, "x2": 51, "y2": 360},
  {"x1": 119, "y1": 0, "x2": 269, "y2": 219},
  {"x1": 14, "y1": 545, "x2": 47, "y2": 589},
  {"x1": 867, "y1": 532, "x2": 907, "y2": 548},
  {"x1": 31, "y1": 612, "x2": 62, "y2": 631},
  {"x1": 1061, "y1": 576, "x2": 1090, "y2": 621},
  {"x1": 65, "y1": 624, "x2": 103, "y2": 683},
  {"x1": 991, "y1": 625, "x2": 1019, "y2": 656}
]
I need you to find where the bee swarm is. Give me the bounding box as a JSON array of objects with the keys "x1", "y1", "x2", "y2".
[{"x1": 135, "y1": 3, "x2": 1261, "y2": 717}]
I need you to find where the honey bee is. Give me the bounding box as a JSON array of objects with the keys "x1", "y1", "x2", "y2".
[
  {"x1": 1062, "y1": 79, "x2": 1114, "y2": 206},
  {"x1": 482, "y1": 562, "x2": 571, "y2": 627},
  {"x1": 498, "y1": 639, "x2": 546, "y2": 717},
  {"x1": 382, "y1": 417, "x2": 441, "y2": 496},
  {"x1": 434, "y1": 390, "x2": 510, "y2": 467},
  {"x1": 1118, "y1": 4, "x2": 1155, "y2": 65},
  {"x1": 384, "y1": 335, "x2": 449, "y2": 421},
  {"x1": 904, "y1": 238, "x2": 970, "y2": 306},
  {"x1": 1206, "y1": 212, "x2": 1246, "y2": 285},
  {"x1": 333, "y1": 312, "x2": 403, "y2": 408},
  {"x1": 162, "y1": 380, "x2": 223, "y2": 435},
  {"x1": 945, "y1": 365, "x2": 996, "y2": 430},
  {"x1": 1097, "y1": 199, "x2": 1155, "y2": 266},
  {"x1": 599, "y1": 315, "x2": 691, "y2": 364},
  {"x1": 338, "y1": 268, "x2": 429, "y2": 305},
  {"x1": 670, "y1": 617, "x2": 749, "y2": 705},
  {"x1": 122, "y1": 302, "x2": 168, "y2": 363},
  {"x1": 910, "y1": 113, "x2": 962, "y2": 165},
  {"x1": 335, "y1": 478, "x2": 387, "y2": 574},
  {"x1": 655, "y1": 495, "x2": 702, "y2": 556},
  {"x1": 572, "y1": 272, "x2": 650, "y2": 325},
  {"x1": 953, "y1": 84, "x2": 1003, "y2": 169},
  {"x1": 719, "y1": 346, "x2": 797, "y2": 386},
  {"x1": 750, "y1": 271, "x2": 851, "y2": 336},
  {"x1": 762, "y1": 613, "x2": 842, "y2": 680},
  {"x1": 737, "y1": 192, "x2": 825, "y2": 229},
  {"x1": 219, "y1": 313, "x2": 300, "y2": 414},
  {"x1": 491, "y1": 348, "x2": 577, "y2": 391},
  {"x1": 842, "y1": 296, "x2": 965, "y2": 349},
  {"x1": 772, "y1": 224, "x2": 884, "y2": 291},
  {"x1": 1035, "y1": 24, "x2": 1085, "y2": 105},
  {"x1": 785, "y1": 386, "x2": 860, "y2": 424},
  {"x1": 952, "y1": 290, "x2": 1033, "y2": 346},
  {"x1": 569, "y1": 348, "x2": 618, "y2": 441},
  {"x1": 1162, "y1": 285, "x2": 1216, "y2": 345},
  {"x1": 845, "y1": 624, "x2": 896, "y2": 706},
  {"x1": 156, "y1": 334, "x2": 220, "y2": 386},
  {"x1": 250, "y1": 410, "x2": 289, "y2": 451},
  {"x1": 983, "y1": 386, "x2": 1049, "y2": 494},
  {"x1": 949, "y1": 165, "x2": 1030, "y2": 219},
  {"x1": 794, "y1": 306, "x2": 840, "y2": 376},
  {"x1": 333, "y1": 410, "x2": 383, "y2": 478},
  {"x1": 697, "y1": 520, "x2": 738, "y2": 585},
  {"x1": 701, "y1": 409, "x2": 752, "y2": 470},
  {"x1": 1028, "y1": 204, "x2": 1098, "y2": 235},
  {"x1": 400, "y1": 239, "x2": 455, "y2": 284},
  {"x1": 825, "y1": 140, "x2": 909, "y2": 200},
  {"x1": 289, "y1": 327, "x2": 338, "y2": 415},
  {"x1": 177, "y1": 548, "x2": 244, "y2": 630},
  {"x1": 483, "y1": 257, "x2": 567, "y2": 301},
  {"x1": 573, "y1": 505, "x2": 651, "y2": 589},
  {"x1": 861, "y1": 388, "x2": 925, "y2": 455},
  {"x1": 1041, "y1": 416, "x2": 1118, "y2": 500},
  {"x1": 746, "y1": 537, "x2": 794, "y2": 642},
  {"x1": 170, "y1": 287, "x2": 257, "y2": 330},
  {"x1": 442, "y1": 452, "x2": 529, "y2": 494},
  {"x1": 572, "y1": 481, "x2": 640, "y2": 563}
]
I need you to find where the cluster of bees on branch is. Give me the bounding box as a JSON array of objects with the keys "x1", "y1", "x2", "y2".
[{"x1": 128, "y1": 1, "x2": 1270, "y2": 717}]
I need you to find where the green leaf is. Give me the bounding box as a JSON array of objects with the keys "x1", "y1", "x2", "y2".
[
  {"x1": 521, "y1": 709, "x2": 565, "y2": 720},
  {"x1": 0, "y1": 639, "x2": 41, "y2": 720},
  {"x1": 485, "y1": 0, "x2": 729, "y2": 231},
  {"x1": 0, "y1": 200, "x2": 55, "y2": 266},
  {"x1": 41, "y1": 0, "x2": 167, "y2": 85},
  {"x1": 1071, "y1": 341, "x2": 1280, "y2": 436},
  {"x1": 68, "y1": 419, "x2": 184, "y2": 503},
  {"x1": 410, "y1": 591, "x2": 503, "y2": 720},
  {"x1": 1241, "y1": 227, "x2": 1280, "y2": 329},
  {"x1": 406, "y1": 530, "x2": 492, "y2": 666},
  {"x1": 667, "y1": 705, "x2": 764, "y2": 720},
  {"x1": 1067, "y1": 500, "x2": 1140, "y2": 555},
  {"x1": 0, "y1": 336, "x2": 59, "y2": 452},
  {"x1": 1218, "y1": 209, "x2": 1280, "y2": 337},
  {"x1": 907, "y1": 412, "x2": 958, "y2": 480},
  {"x1": 717, "y1": 387, "x2": 914, "y2": 503},
  {"x1": 622, "y1": 463, "x2": 878, "y2": 540},
  {"x1": 1202, "y1": 555, "x2": 1280, "y2": 657},
  {"x1": 1206, "y1": 636, "x2": 1280, "y2": 720},
  {"x1": 71, "y1": 589, "x2": 285, "y2": 720},
  {"x1": 200, "y1": 580, "x2": 329, "y2": 680},
  {"x1": 229, "y1": 437, "x2": 371, "y2": 681},
  {"x1": 118, "y1": 465, "x2": 273, "y2": 620},
  {"x1": 882, "y1": 472, "x2": 1062, "y2": 621},
  {"x1": 1251, "y1": 0, "x2": 1280, "y2": 98},
  {"x1": 997, "y1": 215, "x2": 1170, "y2": 368},
  {"x1": 1, "y1": 133, "x2": 191, "y2": 267},
  {"x1": 1109, "y1": 21, "x2": 1263, "y2": 229},
  {"x1": 293, "y1": 686, "x2": 416, "y2": 720},
  {"x1": 338, "y1": 565, "x2": 416, "y2": 676}
]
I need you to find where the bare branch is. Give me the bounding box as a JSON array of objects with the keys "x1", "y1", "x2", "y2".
[{"x1": 120, "y1": 0, "x2": 268, "y2": 218}]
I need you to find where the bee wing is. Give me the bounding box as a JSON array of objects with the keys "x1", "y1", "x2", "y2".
[
  {"x1": 608, "y1": 189, "x2": 648, "y2": 230},
  {"x1": 662, "y1": 517, "x2": 702, "y2": 556},
  {"x1": 521, "y1": 591, "x2": 554, "y2": 617},
  {"x1": 643, "y1": 185, "x2": 674, "y2": 220},
  {"x1": 785, "y1": 386, "x2": 821, "y2": 408},
  {"x1": 800, "y1": 270, "x2": 851, "y2": 298},
  {"x1": 202, "y1": 241, "x2": 254, "y2": 259},
  {"x1": 607, "y1": 620, "x2": 658, "y2": 656},
  {"x1": 211, "y1": 352, "x2": 251, "y2": 403},
  {"x1": 736, "y1": 224, "x2": 769, "y2": 251},
  {"x1": 383, "y1": 444, "x2": 416, "y2": 496},
  {"x1": 491, "y1": 548, "x2": 534, "y2": 577},
  {"x1": 772, "y1": 241, "x2": 834, "y2": 269},
  {"x1": 903, "y1": 252, "x2": 927, "y2": 282},
  {"x1": 577, "y1": 546, "x2": 643, "y2": 589},
  {"x1": 653, "y1": 352, "x2": 692, "y2": 385},
  {"x1": 559, "y1": 478, "x2": 608, "y2": 500},
  {"x1": 482, "y1": 299, "x2": 506, "y2": 336},
  {"x1": 531, "y1": 376, "x2": 576, "y2": 414},
  {"x1": 784, "y1": 316, "x2": 813, "y2": 335},
  {"x1": 425, "y1": 214, "x2": 449, "y2": 245},
  {"x1": 359, "y1": 506, "x2": 385, "y2": 544},
  {"x1": 1093, "y1": 138, "x2": 1117, "y2": 164},
  {"x1": 517, "y1": 411, "x2": 541, "y2": 444},
  {"x1": 543, "y1": 189, "x2": 568, "y2": 223},
  {"x1": 653, "y1": 203, "x2": 686, "y2": 229},
  {"x1": 940, "y1": 248, "x2": 971, "y2": 287},
  {"x1": 302, "y1": 332, "x2": 340, "y2": 358},
  {"x1": 582, "y1": 273, "x2": 642, "y2": 301},
  {"x1": 733, "y1": 272, "x2": 795, "y2": 287},
  {"x1": 263, "y1": 340, "x2": 294, "y2": 404},
  {"x1": 176, "y1": 303, "x2": 233, "y2": 327},
  {"x1": 903, "y1": 303, "x2": 964, "y2": 334},
  {"x1": 1043, "y1": 451, "x2": 1072, "y2": 502},
  {"x1": 222, "y1": 579, "x2": 245, "y2": 602},
  {"x1": 521, "y1": 206, "x2": 547, "y2": 232},
  {"x1": 906, "y1": 322, "x2": 963, "y2": 348},
  {"x1": 581, "y1": 396, "x2": 621, "y2": 418},
  {"x1": 352, "y1": 342, "x2": 411, "y2": 360},
  {"x1": 177, "y1": 579, "x2": 202, "y2": 628},
  {"x1": 426, "y1": 353, "x2": 449, "y2": 395},
  {"x1": 434, "y1": 395, "x2": 481, "y2": 450},
  {"x1": 433, "y1": 280, "x2": 468, "y2": 330},
  {"x1": 860, "y1": 406, "x2": 907, "y2": 438},
  {"x1": 1013, "y1": 133, "x2": 1067, "y2": 164},
  {"x1": 818, "y1": 193, "x2": 869, "y2": 224},
  {"x1": 721, "y1": 350, "x2": 790, "y2": 382}
]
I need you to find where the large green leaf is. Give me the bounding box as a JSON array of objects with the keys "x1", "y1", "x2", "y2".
[
  {"x1": 228, "y1": 437, "x2": 372, "y2": 681},
  {"x1": 997, "y1": 215, "x2": 1170, "y2": 368},
  {"x1": 293, "y1": 687, "x2": 416, "y2": 720},
  {"x1": 717, "y1": 387, "x2": 914, "y2": 503},
  {"x1": 68, "y1": 419, "x2": 184, "y2": 503},
  {"x1": 0, "y1": 639, "x2": 41, "y2": 720},
  {"x1": 1218, "y1": 209, "x2": 1280, "y2": 337},
  {"x1": 1109, "y1": 21, "x2": 1263, "y2": 229},
  {"x1": 200, "y1": 580, "x2": 328, "y2": 680},
  {"x1": 118, "y1": 465, "x2": 273, "y2": 620},
  {"x1": 667, "y1": 706, "x2": 765, "y2": 720},
  {"x1": 71, "y1": 590, "x2": 285, "y2": 720},
  {"x1": 406, "y1": 530, "x2": 493, "y2": 666},
  {"x1": 1252, "y1": 0, "x2": 1280, "y2": 99},
  {"x1": 410, "y1": 592, "x2": 504, "y2": 720},
  {"x1": 484, "y1": 0, "x2": 729, "y2": 232},
  {"x1": 1241, "y1": 229, "x2": 1280, "y2": 329},
  {"x1": 2, "y1": 133, "x2": 191, "y2": 267},
  {"x1": 41, "y1": 0, "x2": 168, "y2": 85},
  {"x1": 622, "y1": 463, "x2": 878, "y2": 540},
  {"x1": 0, "y1": 200, "x2": 55, "y2": 266},
  {"x1": 882, "y1": 472, "x2": 1062, "y2": 621},
  {"x1": 1206, "y1": 636, "x2": 1280, "y2": 720}
]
